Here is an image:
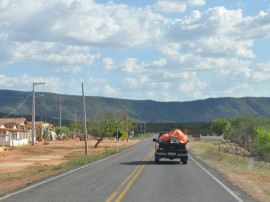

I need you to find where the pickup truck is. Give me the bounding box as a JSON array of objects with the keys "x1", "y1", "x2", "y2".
[{"x1": 153, "y1": 133, "x2": 188, "y2": 164}]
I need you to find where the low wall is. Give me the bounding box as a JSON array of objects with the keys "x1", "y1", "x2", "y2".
[
  {"x1": 200, "y1": 135, "x2": 224, "y2": 141},
  {"x1": 11, "y1": 139, "x2": 29, "y2": 146}
]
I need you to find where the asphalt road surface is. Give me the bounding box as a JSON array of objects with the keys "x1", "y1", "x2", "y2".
[{"x1": 0, "y1": 136, "x2": 256, "y2": 202}]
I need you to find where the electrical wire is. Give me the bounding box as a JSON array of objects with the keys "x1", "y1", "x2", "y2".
[
  {"x1": 1, "y1": 93, "x2": 32, "y2": 118},
  {"x1": 34, "y1": 93, "x2": 82, "y2": 102}
]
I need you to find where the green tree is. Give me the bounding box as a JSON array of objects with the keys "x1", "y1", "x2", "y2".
[
  {"x1": 88, "y1": 112, "x2": 136, "y2": 138},
  {"x1": 87, "y1": 112, "x2": 136, "y2": 147},
  {"x1": 254, "y1": 127, "x2": 270, "y2": 161},
  {"x1": 210, "y1": 118, "x2": 230, "y2": 136},
  {"x1": 69, "y1": 121, "x2": 83, "y2": 133},
  {"x1": 228, "y1": 116, "x2": 270, "y2": 153},
  {"x1": 55, "y1": 126, "x2": 69, "y2": 140}
]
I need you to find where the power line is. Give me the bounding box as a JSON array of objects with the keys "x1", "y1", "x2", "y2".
[
  {"x1": 2, "y1": 93, "x2": 32, "y2": 118},
  {"x1": 34, "y1": 94, "x2": 82, "y2": 102}
]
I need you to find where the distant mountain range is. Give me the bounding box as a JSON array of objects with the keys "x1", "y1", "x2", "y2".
[{"x1": 1, "y1": 90, "x2": 270, "y2": 123}]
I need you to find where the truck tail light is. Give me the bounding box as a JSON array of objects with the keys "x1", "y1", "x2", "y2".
[
  {"x1": 184, "y1": 145, "x2": 188, "y2": 153},
  {"x1": 155, "y1": 144, "x2": 160, "y2": 151}
]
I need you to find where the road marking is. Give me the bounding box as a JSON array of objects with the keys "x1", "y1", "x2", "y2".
[
  {"x1": 105, "y1": 192, "x2": 118, "y2": 202},
  {"x1": 189, "y1": 155, "x2": 244, "y2": 202},
  {"x1": 105, "y1": 149, "x2": 155, "y2": 202}
]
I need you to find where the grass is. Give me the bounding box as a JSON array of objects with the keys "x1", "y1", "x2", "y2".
[{"x1": 53, "y1": 147, "x2": 124, "y2": 171}]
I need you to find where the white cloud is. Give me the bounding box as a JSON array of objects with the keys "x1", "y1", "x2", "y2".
[
  {"x1": 180, "y1": 79, "x2": 206, "y2": 93},
  {"x1": 162, "y1": 71, "x2": 196, "y2": 79},
  {"x1": 152, "y1": 58, "x2": 167, "y2": 66},
  {"x1": 121, "y1": 58, "x2": 147, "y2": 73},
  {"x1": 0, "y1": 0, "x2": 165, "y2": 47},
  {"x1": 256, "y1": 62, "x2": 270, "y2": 72},
  {"x1": 101, "y1": 57, "x2": 116, "y2": 70},
  {"x1": 239, "y1": 10, "x2": 270, "y2": 40},
  {"x1": 250, "y1": 61, "x2": 270, "y2": 82},
  {"x1": 123, "y1": 75, "x2": 150, "y2": 89},
  {"x1": 160, "y1": 43, "x2": 181, "y2": 58},
  {"x1": 102, "y1": 84, "x2": 119, "y2": 97},
  {"x1": 0, "y1": 74, "x2": 61, "y2": 92},
  {"x1": 154, "y1": 0, "x2": 205, "y2": 13},
  {"x1": 166, "y1": 7, "x2": 257, "y2": 59},
  {"x1": 4, "y1": 41, "x2": 99, "y2": 73}
]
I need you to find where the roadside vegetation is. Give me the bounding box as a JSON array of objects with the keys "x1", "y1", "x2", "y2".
[
  {"x1": 211, "y1": 116, "x2": 270, "y2": 162},
  {"x1": 70, "y1": 112, "x2": 138, "y2": 138}
]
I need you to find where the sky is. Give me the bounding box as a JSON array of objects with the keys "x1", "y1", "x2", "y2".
[{"x1": 1, "y1": 0, "x2": 270, "y2": 102}]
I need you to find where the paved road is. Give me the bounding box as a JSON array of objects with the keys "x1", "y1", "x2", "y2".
[{"x1": 0, "y1": 136, "x2": 255, "y2": 202}]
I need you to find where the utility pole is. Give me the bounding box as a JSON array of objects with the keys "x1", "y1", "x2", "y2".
[
  {"x1": 59, "y1": 96, "x2": 62, "y2": 127},
  {"x1": 32, "y1": 82, "x2": 45, "y2": 145},
  {"x1": 140, "y1": 112, "x2": 142, "y2": 137},
  {"x1": 74, "y1": 109, "x2": 77, "y2": 122},
  {"x1": 82, "y1": 83, "x2": 88, "y2": 155},
  {"x1": 126, "y1": 106, "x2": 128, "y2": 142}
]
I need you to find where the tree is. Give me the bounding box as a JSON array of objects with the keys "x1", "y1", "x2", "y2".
[
  {"x1": 87, "y1": 112, "x2": 136, "y2": 148},
  {"x1": 55, "y1": 126, "x2": 69, "y2": 140},
  {"x1": 254, "y1": 127, "x2": 270, "y2": 161},
  {"x1": 227, "y1": 116, "x2": 270, "y2": 153},
  {"x1": 69, "y1": 121, "x2": 83, "y2": 133},
  {"x1": 210, "y1": 118, "x2": 230, "y2": 136}
]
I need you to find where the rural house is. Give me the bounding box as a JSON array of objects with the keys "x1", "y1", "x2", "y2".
[{"x1": 0, "y1": 118, "x2": 30, "y2": 146}]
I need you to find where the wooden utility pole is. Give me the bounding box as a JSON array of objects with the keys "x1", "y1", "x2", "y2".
[
  {"x1": 82, "y1": 83, "x2": 88, "y2": 155},
  {"x1": 126, "y1": 106, "x2": 128, "y2": 142},
  {"x1": 32, "y1": 82, "x2": 45, "y2": 145},
  {"x1": 59, "y1": 96, "x2": 62, "y2": 127}
]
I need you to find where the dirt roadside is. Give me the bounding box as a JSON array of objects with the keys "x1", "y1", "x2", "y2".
[{"x1": 0, "y1": 138, "x2": 141, "y2": 196}]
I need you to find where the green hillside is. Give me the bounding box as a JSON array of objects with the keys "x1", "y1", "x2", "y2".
[{"x1": 1, "y1": 90, "x2": 270, "y2": 123}]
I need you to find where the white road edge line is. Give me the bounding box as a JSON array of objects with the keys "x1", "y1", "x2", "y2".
[
  {"x1": 0, "y1": 140, "x2": 145, "y2": 201},
  {"x1": 189, "y1": 155, "x2": 244, "y2": 202}
]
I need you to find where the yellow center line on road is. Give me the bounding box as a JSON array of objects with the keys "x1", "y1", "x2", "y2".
[{"x1": 105, "y1": 149, "x2": 155, "y2": 202}]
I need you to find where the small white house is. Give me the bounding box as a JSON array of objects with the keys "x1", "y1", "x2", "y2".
[{"x1": 0, "y1": 118, "x2": 30, "y2": 147}]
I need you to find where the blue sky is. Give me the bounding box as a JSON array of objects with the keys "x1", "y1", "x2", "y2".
[{"x1": 1, "y1": 0, "x2": 270, "y2": 101}]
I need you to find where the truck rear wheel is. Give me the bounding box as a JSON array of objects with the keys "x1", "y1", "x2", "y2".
[
  {"x1": 155, "y1": 155, "x2": 159, "y2": 164},
  {"x1": 181, "y1": 157, "x2": 188, "y2": 164}
]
